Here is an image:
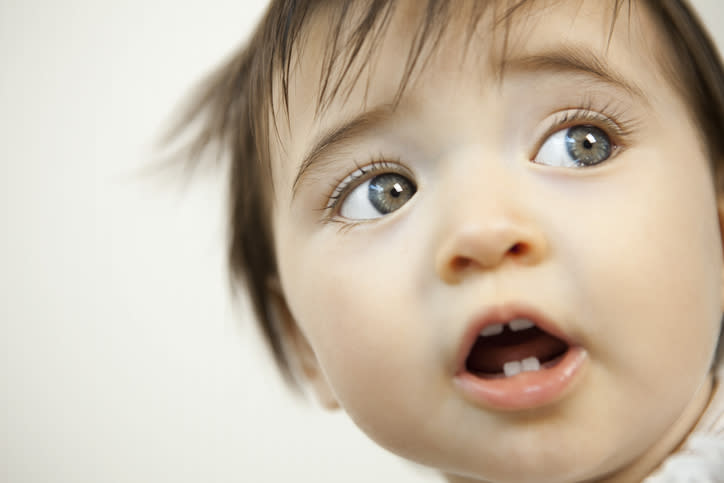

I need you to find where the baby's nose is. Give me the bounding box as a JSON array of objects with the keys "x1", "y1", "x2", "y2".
[{"x1": 434, "y1": 208, "x2": 549, "y2": 284}]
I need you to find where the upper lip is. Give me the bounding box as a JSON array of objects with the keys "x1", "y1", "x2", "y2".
[{"x1": 455, "y1": 303, "x2": 577, "y2": 375}]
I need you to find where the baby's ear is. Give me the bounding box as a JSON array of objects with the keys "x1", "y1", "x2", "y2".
[{"x1": 267, "y1": 278, "x2": 340, "y2": 410}]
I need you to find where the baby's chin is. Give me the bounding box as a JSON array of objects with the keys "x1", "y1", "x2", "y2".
[
  {"x1": 430, "y1": 415, "x2": 699, "y2": 483},
  {"x1": 368, "y1": 415, "x2": 648, "y2": 483},
  {"x1": 438, "y1": 450, "x2": 628, "y2": 483}
]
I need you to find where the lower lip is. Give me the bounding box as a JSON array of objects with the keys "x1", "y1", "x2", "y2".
[{"x1": 453, "y1": 346, "x2": 588, "y2": 411}]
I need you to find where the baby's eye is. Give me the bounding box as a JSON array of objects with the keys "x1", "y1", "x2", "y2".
[
  {"x1": 339, "y1": 173, "x2": 416, "y2": 220},
  {"x1": 534, "y1": 125, "x2": 613, "y2": 168}
]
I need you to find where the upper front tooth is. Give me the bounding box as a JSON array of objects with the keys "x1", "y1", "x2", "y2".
[
  {"x1": 480, "y1": 323, "x2": 504, "y2": 336},
  {"x1": 508, "y1": 318, "x2": 535, "y2": 331}
]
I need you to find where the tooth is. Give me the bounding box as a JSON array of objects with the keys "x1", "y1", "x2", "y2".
[
  {"x1": 480, "y1": 323, "x2": 504, "y2": 336},
  {"x1": 521, "y1": 356, "x2": 541, "y2": 372},
  {"x1": 503, "y1": 360, "x2": 522, "y2": 377},
  {"x1": 508, "y1": 318, "x2": 535, "y2": 331}
]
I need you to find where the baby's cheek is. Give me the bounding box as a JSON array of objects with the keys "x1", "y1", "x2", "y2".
[
  {"x1": 291, "y1": 248, "x2": 434, "y2": 439},
  {"x1": 569, "y1": 169, "x2": 720, "y2": 428}
]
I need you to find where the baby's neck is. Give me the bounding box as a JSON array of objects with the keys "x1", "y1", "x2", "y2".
[{"x1": 444, "y1": 373, "x2": 714, "y2": 483}]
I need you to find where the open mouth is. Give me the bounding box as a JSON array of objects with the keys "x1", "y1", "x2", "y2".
[
  {"x1": 454, "y1": 306, "x2": 587, "y2": 410},
  {"x1": 464, "y1": 318, "x2": 570, "y2": 379}
]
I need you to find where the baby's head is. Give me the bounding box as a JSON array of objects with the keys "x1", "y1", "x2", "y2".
[{"x1": 177, "y1": 1, "x2": 724, "y2": 481}]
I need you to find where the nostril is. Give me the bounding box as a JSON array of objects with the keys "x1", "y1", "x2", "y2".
[
  {"x1": 509, "y1": 242, "x2": 526, "y2": 255},
  {"x1": 451, "y1": 256, "x2": 472, "y2": 271}
]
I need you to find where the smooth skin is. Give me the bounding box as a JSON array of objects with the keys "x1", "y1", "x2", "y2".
[{"x1": 268, "y1": 1, "x2": 723, "y2": 481}]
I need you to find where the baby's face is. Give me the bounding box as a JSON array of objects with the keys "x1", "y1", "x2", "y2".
[{"x1": 269, "y1": 1, "x2": 723, "y2": 481}]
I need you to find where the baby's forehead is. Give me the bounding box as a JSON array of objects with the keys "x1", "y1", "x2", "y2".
[{"x1": 271, "y1": 0, "x2": 669, "y2": 167}]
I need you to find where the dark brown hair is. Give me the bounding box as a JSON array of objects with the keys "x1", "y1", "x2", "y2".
[{"x1": 165, "y1": 0, "x2": 724, "y2": 385}]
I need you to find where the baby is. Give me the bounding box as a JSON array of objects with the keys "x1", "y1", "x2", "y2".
[{"x1": 169, "y1": 0, "x2": 724, "y2": 481}]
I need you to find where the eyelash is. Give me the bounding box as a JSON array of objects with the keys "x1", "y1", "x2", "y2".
[
  {"x1": 322, "y1": 102, "x2": 638, "y2": 220},
  {"x1": 532, "y1": 102, "x2": 637, "y2": 159}
]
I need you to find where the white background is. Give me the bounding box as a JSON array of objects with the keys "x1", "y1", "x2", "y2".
[{"x1": 2, "y1": 1, "x2": 723, "y2": 482}]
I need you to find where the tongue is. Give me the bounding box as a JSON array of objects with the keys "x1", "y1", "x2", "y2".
[{"x1": 466, "y1": 327, "x2": 568, "y2": 374}]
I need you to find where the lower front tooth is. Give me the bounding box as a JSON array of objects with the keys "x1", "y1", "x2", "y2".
[
  {"x1": 521, "y1": 356, "x2": 541, "y2": 372},
  {"x1": 503, "y1": 361, "x2": 522, "y2": 377}
]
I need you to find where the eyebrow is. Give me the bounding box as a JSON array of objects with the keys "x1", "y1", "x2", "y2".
[
  {"x1": 292, "y1": 46, "x2": 645, "y2": 197},
  {"x1": 292, "y1": 104, "x2": 396, "y2": 198},
  {"x1": 504, "y1": 45, "x2": 646, "y2": 99}
]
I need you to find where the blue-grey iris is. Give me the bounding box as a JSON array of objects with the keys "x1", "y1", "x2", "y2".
[
  {"x1": 566, "y1": 125, "x2": 612, "y2": 166},
  {"x1": 368, "y1": 173, "x2": 416, "y2": 214}
]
